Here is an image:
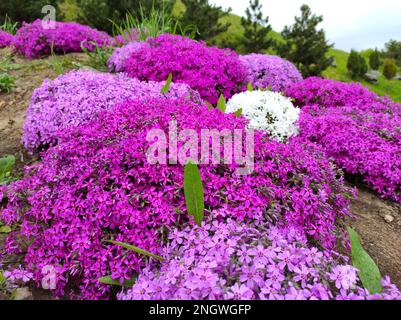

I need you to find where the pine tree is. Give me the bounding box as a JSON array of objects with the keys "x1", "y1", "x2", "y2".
[
  {"x1": 347, "y1": 50, "x2": 361, "y2": 79},
  {"x1": 358, "y1": 55, "x2": 368, "y2": 76},
  {"x1": 241, "y1": 0, "x2": 274, "y2": 53},
  {"x1": 369, "y1": 49, "x2": 381, "y2": 70},
  {"x1": 278, "y1": 4, "x2": 333, "y2": 77},
  {"x1": 180, "y1": 0, "x2": 231, "y2": 43}
]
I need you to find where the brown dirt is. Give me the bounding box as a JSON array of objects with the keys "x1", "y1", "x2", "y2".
[
  {"x1": 1, "y1": 48, "x2": 401, "y2": 297},
  {"x1": 348, "y1": 187, "x2": 401, "y2": 288},
  {"x1": 0, "y1": 48, "x2": 88, "y2": 170}
]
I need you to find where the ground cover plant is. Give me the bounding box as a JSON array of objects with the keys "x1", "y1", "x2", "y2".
[
  {"x1": 226, "y1": 90, "x2": 300, "y2": 142},
  {"x1": 1, "y1": 7, "x2": 401, "y2": 301},
  {"x1": 118, "y1": 216, "x2": 401, "y2": 300},
  {"x1": 22, "y1": 70, "x2": 202, "y2": 152},
  {"x1": 1, "y1": 97, "x2": 355, "y2": 299},
  {"x1": 13, "y1": 20, "x2": 112, "y2": 58},
  {"x1": 123, "y1": 34, "x2": 247, "y2": 104},
  {"x1": 286, "y1": 77, "x2": 401, "y2": 203},
  {"x1": 239, "y1": 54, "x2": 303, "y2": 91}
]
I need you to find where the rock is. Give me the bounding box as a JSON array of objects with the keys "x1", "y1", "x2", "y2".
[
  {"x1": 14, "y1": 287, "x2": 33, "y2": 300},
  {"x1": 392, "y1": 73, "x2": 401, "y2": 81},
  {"x1": 364, "y1": 70, "x2": 379, "y2": 83},
  {"x1": 384, "y1": 215, "x2": 394, "y2": 223}
]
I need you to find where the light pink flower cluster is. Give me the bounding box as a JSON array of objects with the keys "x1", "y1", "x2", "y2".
[
  {"x1": 118, "y1": 216, "x2": 401, "y2": 300},
  {"x1": 23, "y1": 70, "x2": 202, "y2": 152},
  {"x1": 240, "y1": 54, "x2": 302, "y2": 92}
]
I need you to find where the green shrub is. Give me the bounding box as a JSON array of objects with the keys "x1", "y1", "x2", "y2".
[
  {"x1": 383, "y1": 58, "x2": 398, "y2": 79},
  {"x1": 369, "y1": 49, "x2": 381, "y2": 70},
  {"x1": 347, "y1": 50, "x2": 367, "y2": 79},
  {"x1": 0, "y1": 73, "x2": 15, "y2": 93}
]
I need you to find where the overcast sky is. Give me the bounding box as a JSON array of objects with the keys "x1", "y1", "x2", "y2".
[{"x1": 209, "y1": 0, "x2": 401, "y2": 51}]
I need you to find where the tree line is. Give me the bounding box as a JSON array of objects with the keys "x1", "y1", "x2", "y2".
[{"x1": 1, "y1": 0, "x2": 399, "y2": 79}]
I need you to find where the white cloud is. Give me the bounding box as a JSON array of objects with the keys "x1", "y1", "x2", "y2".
[{"x1": 209, "y1": 0, "x2": 401, "y2": 51}]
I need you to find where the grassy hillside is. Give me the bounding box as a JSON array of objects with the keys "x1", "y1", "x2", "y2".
[{"x1": 324, "y1": 49, "x2": 401, "y2": 102}]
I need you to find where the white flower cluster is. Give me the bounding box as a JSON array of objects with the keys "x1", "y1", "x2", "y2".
[{"x1": 226, "y1": 90, "x2": 300, "y2": 142}]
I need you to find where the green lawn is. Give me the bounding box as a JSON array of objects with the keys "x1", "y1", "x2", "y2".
[{"x1": 324, "y1": 49, "x2": 401, "y2": 102}]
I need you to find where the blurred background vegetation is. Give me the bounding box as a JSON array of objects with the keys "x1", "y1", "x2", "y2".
[{"x1": 1, "y1": 0, "x2": 401, "y2": 101}]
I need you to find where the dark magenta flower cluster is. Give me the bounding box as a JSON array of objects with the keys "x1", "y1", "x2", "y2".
[
  {"x1": 13, "y1": 20, "x2": 112, "y2": 58},
  {"x1": 22, "y1": 70, "x2": 202, "y2": 152},
  {"x1": 285, "y1": 77, "x2": 401, "y2": 202},
  {"x1": 0, "y1": 30, "x2": 15, "y2": 48},
  {"x1": 240, "y1": 54, "x2": 302, "y2": 92},
  {"x1": 118, "y1": 216, "x2": 401, "y2": 300},
  {"x1": 123, "y1": 34, "x2": 247, "y2": 104},
  {"x1": 1, "y1": 97, "x2": 353, "y2": 299}
]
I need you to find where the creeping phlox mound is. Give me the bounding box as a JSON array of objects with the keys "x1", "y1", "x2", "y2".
[
  {"x1": 118, "y1": 217, "x2": 401, "y2": 300},
  {"x1": 0, "y1": 30, "x2": 15, "y2": 48},
  {"x1": 23, "y1": 70, "x2": 202, "y2": 152},
  {"x1": 123, "y1": 34, "x2": 247, "y2": 104},
  {"x1": 1, "y1": 98, "x2": 353, "y2": 299},
  {"x1": 240, "y1": 54, "x2": 303, "y2": 92},
  {"x1": 107, "y1": 41, "x2": 149, "y2": 72},
  {"x1": 286, "y1": 77, "x2": 401, "y2": 203},
  {"x1": 13, "y1": 20, "x2": 112, "y2": 58},
  {"x1": 226, "y1": 91, "x2": 300, "y2": 142}
]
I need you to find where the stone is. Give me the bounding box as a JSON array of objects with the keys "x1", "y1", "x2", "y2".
[
  {"x1": 384, "y1": 215, "x2": 394, "y2": 223},
  {"x1": 14, "y1": 287, "x2": 33, "y2": 300},
  {"x1": 364, "y1": 70, "x2": 379, "y2": 83},
  {"x1": 392, "y1": 73, "x2": 401, "y2": 81}
]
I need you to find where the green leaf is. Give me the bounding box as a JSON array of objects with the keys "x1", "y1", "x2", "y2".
[
  {"x1": 98, "y1": 275, "x2": 137, "y2": 287},
  {"x1": 110, "y1": 241, "x2": 165, "y2": 262},
  {"x1": 0, "y1": 155, "x2": 15, "y2": 183},
  {"x1": 216, "y1": 94, "x2": 226, "y2": 113},
  {"x1": 234, "y1": 108, "x2": 242, "y2": 117},
  {"x1": 0, "y1": 226, "x2": 12, "y2": 234},
  {"x1": 0, "y1": 271, "x2": 4, "y2": 284},
  {"x1": 184, "y1": 161, "x2": 205, "y2": 226},
  {"x1": 246, "y1": 83, "x2": 254, "y2": 91},
  {"x1": 161, "y1": 73, "x2": 173, "y2": 94},
  {"x1": 347, "y1": 227, "x2": 382, "y2": 294}
]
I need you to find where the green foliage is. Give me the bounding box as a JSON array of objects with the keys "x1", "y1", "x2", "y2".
[
  {"x1": 383, "y1": 58, "x2": 398, "y2": 80},
  {"x1": 247, "y1": 82, "x2": 254, "y2": 91},
  {"x1": 0, "y1": 225, "x2": 12, "y2": 234},
  {"x1": 98, "y1": 275, "x2": 137, "y2": 287},
  {"x1": 0, "y1": 155, "x2": 15, "y2": 185},
  {"x1": 183, "y1": 161, "x2": 205, "y2": 227},
  {"x1": 278, "y1": 4, "x2": 333, "y2": 77},
  {"x1": 384, "y1": 39, "x2": 401, "y2": 65},
  {"x1": 110, "y1": 241, "x2": 165, "y2": 261},
  {"x1": 80, "y1": 41, "x2": 114, "y2": 71},
  {"x1": 347, "y1": 227, "x2": 382, "y2": 294},
  {"x1": 0, "y1": 0, "x2": 58, "y2": 23},
  {"x1": 111, "y1": 5, "x2": 196, "y2": 43},
  {"x1": 179, "y1": 0, "x2": 231, "y2": 44},
  {"x1": 0, "y1": 73, "x2": 15, "y2": 93},
  {"x1": 77, "y1": 0, "x2": 174, "y2": 34},
  {"x1": 241, "y1": 0, "x2": 274, "y2": 53},
  {"x1": 0, "y1": 15, "x2": 18, "y2": 34},
  {"x1": 234, "y1": 108, "x2": 242, "y2": 117},
  {"x1": 369, "y1": 49, "x2": 381, "y2": 70},
  {"x1": 347, "y1": 50, "x2": 367, "y2": 79},
  {"x1": 324, "y1": 48, "x2": 401, "y2": 103},
  {"x1": 161, "y1": 73, "x2": 173, "y2": 94},
  {"x1": 216, "y1": 94, "x2": 226, "y2": 112},
  {"x1": 58, "y1": 0, "x2": 83, "y2": 22}
]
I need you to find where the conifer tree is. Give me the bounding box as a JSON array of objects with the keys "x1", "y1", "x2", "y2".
[
  {"x1": 278, "y1": 4, "x2": 333, "y2": 77},
  {"x1": 180, "y1": 0, "x2": 231, "y2": 43},
  {"x1": 241, "y1": 0, "x2": 274, "y2": 53}
]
